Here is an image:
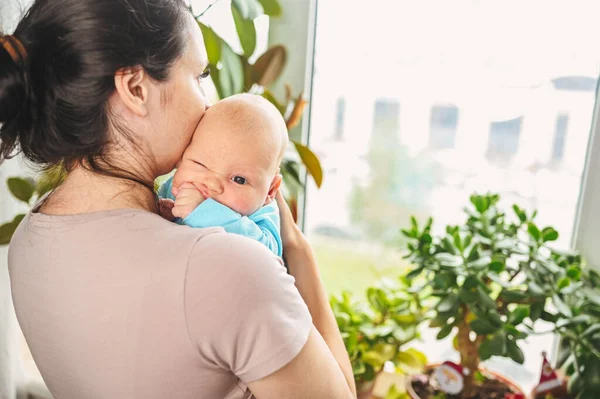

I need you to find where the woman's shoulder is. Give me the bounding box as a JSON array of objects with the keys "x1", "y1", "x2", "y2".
[{"x1": 188, "y1": 230, "x2": 286, "y2": 277}]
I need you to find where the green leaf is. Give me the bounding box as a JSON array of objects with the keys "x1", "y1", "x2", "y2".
[
  {"x1": 7, "y1": 177, "x2": 35, "y2": 204},
  {"x1": 542, "y1": 227, "x2": 559, "y2": 242},
  {"x1": 463, "y1": 275, "x2": 480, "y2": 290},
  {"x1": 541, "y1": 310, "x2": 559, "y2": 323},
  {"x1": 459, "y1": 286, "x2": 479, "y2": 304},
  {"x1": 556, "y1": 315, "x2": 591, "y2": 328},
  {"x1": 489, "y1": 260, "x2": 505, "y2": 273},
  {"x1": 435, "y1": 252, "x2": 462, "y2": 267},
  {"x1": 567, "y1": 266, "x2": 582, "y2": 280},
  {"x1": 405, "y1": 267, "x2": 424, "y2": 280},
  {"x1": 479, "y1": 332, "x2": 507, "y2": 360},
  {"x1": 251, "y1": 45, "x2": 287, "y2": 86},
  {"x1": 471, "y1": 195, "x2": 489, "y2": 213},
  {"x1": 506, "y1": 338, "x2": 525, "y2": 364},
  {"x1": 468, "y1": 255, "x2": 492, "y2": 270},
  {"x1": 553, "y1": 294, "x2": 573, "y2": 317},
  {"x1": 362, "y1": 350, "x2": 386, "y2": 370},
  {"x1": 528, "y1": 223, "x2": 541, "y2": 242},
  {"x1": 436, "y1": 293, "x2": 459, "y2": 313},
  {"x1": 217, "y1": 41, "x2": 244, "y2": 97},
  {"x1": 231, "y1": 5, "x2": 257, "y2": 57},
  {"x1": 508, "y1": 306, "x2": 529, "y2": 326},
  {"x1": 232, "y1": 0, "x2": 263, "y2": 19},
  {"x1": 396, "y1": 348, "x2": 427, "y2": 369},
  {"x1": 366, "y1": 288, "x2": 388, "y2": 312},
  {"x1": 582, "y1": 324, "x2": 600, "y2": 338},
  {"x1": 281, "y1": 160, "x2": 302, "y2": 188},
  {"x1": 261, "y1": 88, "x2": 286, "y2": 115},
  {"x1": 504, "y1": 324, "x2": 528, "y2": 339},
  {"x1": 583, "y1": 287, "x2": 600, "y2": 307},
  {"x1": 437, "y1": 324, "x2": 454, "y2": 340},
  {"x1": 257, "y1": 0, "x2": 282, "y2": 16},
  {"x1": 513, "y1": 205, "x2": 526, "y2": 222},
  {"x1": 484, "y1": 310, "x2": 503, "y2": 328},
  {"x1": 500, "y1": 289, "x2": 528, "y2": 303},
  {"x1": 470, "y1": 318, "x2": 500, "y2": 335},
  {"x1": 352, "y1": 360, "x2": 366, "y2": 376},
  {"x1": 528, "y1": 281, "x2": 546, "y2": 297},
  {"x1": 0, "y1": 222, "x2": 19, "y2": 245},
  {"x1": 530, "y1": 300, "x2": 544, "y2": 322},
  {"x1": 558, "y1": 277, "x2": 571, "y2": 290},
  {"x1": 477, "y1": 286, "x2": 497, "y2": 311},
  {"x1": 198, "y1": 22, "x2": 222, "y2": 64},
  {"x1": 292, "y1": 141, "x2": 323, "y2": 188}
]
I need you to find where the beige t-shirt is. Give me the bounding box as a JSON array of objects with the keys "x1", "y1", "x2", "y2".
[{"x1": 8, "y1": 209, "x2": 312, "y2": 399}]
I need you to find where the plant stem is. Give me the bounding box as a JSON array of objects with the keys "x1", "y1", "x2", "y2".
[
  {"x1": 457, "y1": 305, "x2": 479, "y2": 398},
  {"x1": 192, "y1": 0, "x2": 223, "y2": 19}
]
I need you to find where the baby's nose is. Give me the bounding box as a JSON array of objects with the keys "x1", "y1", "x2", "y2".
[{"x1": 200, "y1": 175, "x2": 224, "y2": 196}]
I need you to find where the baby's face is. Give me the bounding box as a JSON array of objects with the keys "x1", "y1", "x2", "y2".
[{"x1": 174, "y1": 95, "x2": 287, "y2": 216}]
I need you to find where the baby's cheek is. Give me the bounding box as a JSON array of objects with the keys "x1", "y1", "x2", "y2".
[{"x1": 230, "y1": 192, "x2": 264, "y2": 216}]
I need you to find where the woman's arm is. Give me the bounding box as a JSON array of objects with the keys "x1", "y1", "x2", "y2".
[{"x1": 252, "y1": 192, "x2": 356, "y2": 396}]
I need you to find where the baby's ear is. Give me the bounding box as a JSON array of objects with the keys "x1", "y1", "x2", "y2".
[{"x1": 265, "y1": 174, "x2": 283, "y2": 205}]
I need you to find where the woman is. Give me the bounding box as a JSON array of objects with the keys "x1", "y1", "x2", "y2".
[{"x1": 0, "y1": 0, "x2": 356, "y2": 398}]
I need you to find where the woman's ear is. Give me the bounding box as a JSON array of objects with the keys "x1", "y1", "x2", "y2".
[
  {"x1": 265, "y1": 174, "x2": 283, "y2": 205},
  {"x1": 114, "y1": 67, "x2": 150, "y2": 117}
]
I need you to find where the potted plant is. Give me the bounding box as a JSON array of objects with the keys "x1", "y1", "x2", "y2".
[
  {"x1": 331, "y1": 277, "x2": 428, "y2": 399},
  {"x1": 553, "y1": 265, "x2": 600, "y2": 399},
  {"x1": 401, "y1": 192, "x2": 599, "y2": 399}
]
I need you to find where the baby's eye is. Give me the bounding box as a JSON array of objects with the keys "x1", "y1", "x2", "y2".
[{"x1": 232, "y1": 176, "x2": 247, "y2": 185}]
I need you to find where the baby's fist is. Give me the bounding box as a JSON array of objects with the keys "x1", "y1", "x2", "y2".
[{"x1": 172, "y1": 183, "x2": 206, "y2": 219}]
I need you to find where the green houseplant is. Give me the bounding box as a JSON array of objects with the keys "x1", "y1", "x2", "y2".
[
  {"x1": 331, "y1": 277, "x2": 428, "y2": 398},
  {"x1": 554, "y1": 266, "x2": 600, "y2": 399},
  {"x1": 402, "y1": 193, "x2": 600, "y2": 399}
]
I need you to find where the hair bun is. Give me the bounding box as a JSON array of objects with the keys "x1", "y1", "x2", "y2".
[{"x1": 0, "y1": 35, "x2": 28, "y2": 123}]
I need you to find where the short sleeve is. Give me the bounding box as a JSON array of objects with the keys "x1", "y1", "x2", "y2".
[{"x1": 184, "y1": 232, "x2": 312, "y2": 383}]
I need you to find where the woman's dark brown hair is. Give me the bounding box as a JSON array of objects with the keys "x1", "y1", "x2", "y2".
[{"x1": 0, "y1": 0, "x2": 189, "y2": 189}]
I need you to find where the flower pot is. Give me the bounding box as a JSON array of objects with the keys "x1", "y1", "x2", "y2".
[{"x1": 406, "y1": 364, "x2": 526, "y2": 399}]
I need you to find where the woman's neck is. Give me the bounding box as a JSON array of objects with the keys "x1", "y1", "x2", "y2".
[{"x1": 39, "y1": 166, "x2": 157, "y2": 216}]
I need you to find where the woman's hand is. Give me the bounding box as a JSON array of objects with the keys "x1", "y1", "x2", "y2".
[{"x1": 275, "y1": 190, "x2": 307, "y2": 252}]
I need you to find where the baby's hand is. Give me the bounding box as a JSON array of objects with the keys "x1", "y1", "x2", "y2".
[{"x1": 172, "y1": 182, "x2": 206, "y2": 219}]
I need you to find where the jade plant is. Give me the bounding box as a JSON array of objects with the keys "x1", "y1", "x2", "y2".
[
  {"x1": 330, "y1": 277, "x2": 428, "y2": 395},
  {"x1": 554, "y1": 265, "x2": 600, "y2": 399},
  {"x1": 402, "y1": 193, "x2": 600, "y2": 398}
]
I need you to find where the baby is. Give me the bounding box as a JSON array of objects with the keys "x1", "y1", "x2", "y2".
[{"x1": 159, "y1": 93, "x2": 289, "y2": 256}]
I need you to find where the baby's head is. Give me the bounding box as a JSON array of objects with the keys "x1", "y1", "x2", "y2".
[{"x1": 175, "y1": 93, "x2": 288, "y2": 216}]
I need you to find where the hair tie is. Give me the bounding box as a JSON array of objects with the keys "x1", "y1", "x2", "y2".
[{"x1": 0, "y1": 35, "x2": 28, "y2": 66}]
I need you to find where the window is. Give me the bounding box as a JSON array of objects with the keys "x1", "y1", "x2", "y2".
[
  {"x1": 486, "y1": 117, "x2": 522, "y2": 161},
  {"x1": 372, "y1": 99, "x2": 400, "y2": 143},
  {"x1": 334, "y1": 97, "x2": 346, "y2": 140},
  {"x1": 305, "y1": 0, "x2": 600, "y2": 392},
  {"x1": 429, "y1": 105, "x2": 459, "y2": 150},
  {"x1": 552, "y1": 114, "x2": 569, "y2": 162}
]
